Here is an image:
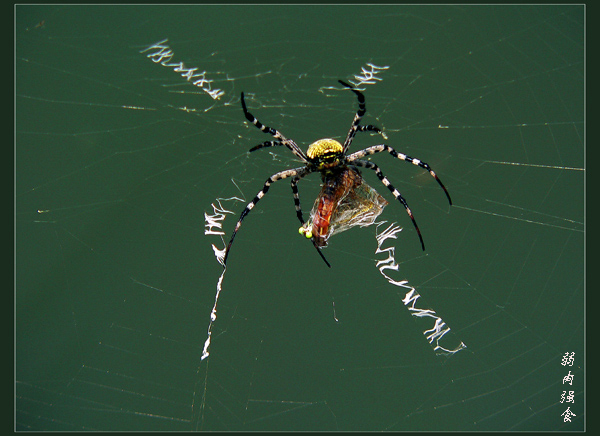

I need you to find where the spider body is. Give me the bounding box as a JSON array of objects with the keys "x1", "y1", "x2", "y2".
[
  {"x1": 307, "y1": 138, "x2": 343, "y2": 162},
  {"x1": 222, "y1": 80, "x2": 452, "y2": 268}
]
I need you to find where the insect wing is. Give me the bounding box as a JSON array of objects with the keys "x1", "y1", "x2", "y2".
[
  {"x1": 329, "y1": 180, "x2": 388, "y2": 235},
  {"x1": 305, "y1": 170, "x2": 388, "y2": 247}
]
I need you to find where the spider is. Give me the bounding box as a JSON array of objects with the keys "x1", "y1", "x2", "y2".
[{"x1": 222, "y1": 80, "x2": 452, "y2": 267}]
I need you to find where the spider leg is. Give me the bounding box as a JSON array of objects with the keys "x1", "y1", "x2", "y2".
[
  {"x1": 351, "y1": 158, "x2": 426, "y2": 251},
  {"x1": 290, "y1": 167, "x2": 318, "y2": 226},
  {"x1": 290, "y1": 173, "x2": 331, "y2": 267},
  {"x1": 241, "y1": 92, "x2": 309, "y2": 162},
  {"x1": 338, "y1": 80, "x2": 385, "y2": 153},
  {"x1": 347, "y1": 145, "x2": 452, "y2": 205},
  {"x1": 290, "y1": 176, "x2": 306, "y2": 226},
  {"x1": 249, "y1": 140, "x2": 285, "y2": 153},
  {"x1": 311, "y1": 238, "x2": 331, "y2": 268},
  {"x1": 223, "y1": 166, "x2": 309, "y2": 266}
]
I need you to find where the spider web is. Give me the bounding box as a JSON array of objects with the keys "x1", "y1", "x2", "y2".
[{"x1": 15, "y1": 5, "x2": 584, "y2": 431}]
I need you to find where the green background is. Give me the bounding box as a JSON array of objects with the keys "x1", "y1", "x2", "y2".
[{"x1": 16, "y1": 5, "x2": 584, "y2": 431}]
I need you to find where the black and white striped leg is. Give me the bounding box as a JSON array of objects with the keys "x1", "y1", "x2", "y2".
[
  {"x1": 343, "y1": 124, "x2": 385, "y2": 154},
  {"x1": 249, "y1": 140, "x2": 284, "y2": 153},
  {"x1": 339, "y1": 80, "x2": 366, "y2": 153},
  {"x1": 347, "y1": 145, "x2": 452, "y2": 205},
  {"x1": 291, "y1": 174, "x2": 331, "y2": 268},
  {"x1": 351, "y1": 159, "x2": 426, "y2": 251},
  {"x1": 241, "y1": 92, "x2": 308, "y2": 162},
  {"x1": 223, "y1": 166, "x2": 308, "y2": 266},
  {"x1": 241, "y1": 92, "x2": 285, "y2": 139},
  {"x1": 290, "y1": 176, "x2": 306, "y2": 226},
  {"x1": 356, "y1": 125, "x2": 382, "y2": 134},
  {"x1": 338, "y1": 80, "x2": 385, "y2": 153},
  {"x1": 339, "y1": 80, "x2": 366, "y2": 120}
]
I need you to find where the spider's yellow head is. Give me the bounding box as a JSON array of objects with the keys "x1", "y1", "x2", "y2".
[{"x1": 306, "y1": 138, "x2": 343, "y2": 160}]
